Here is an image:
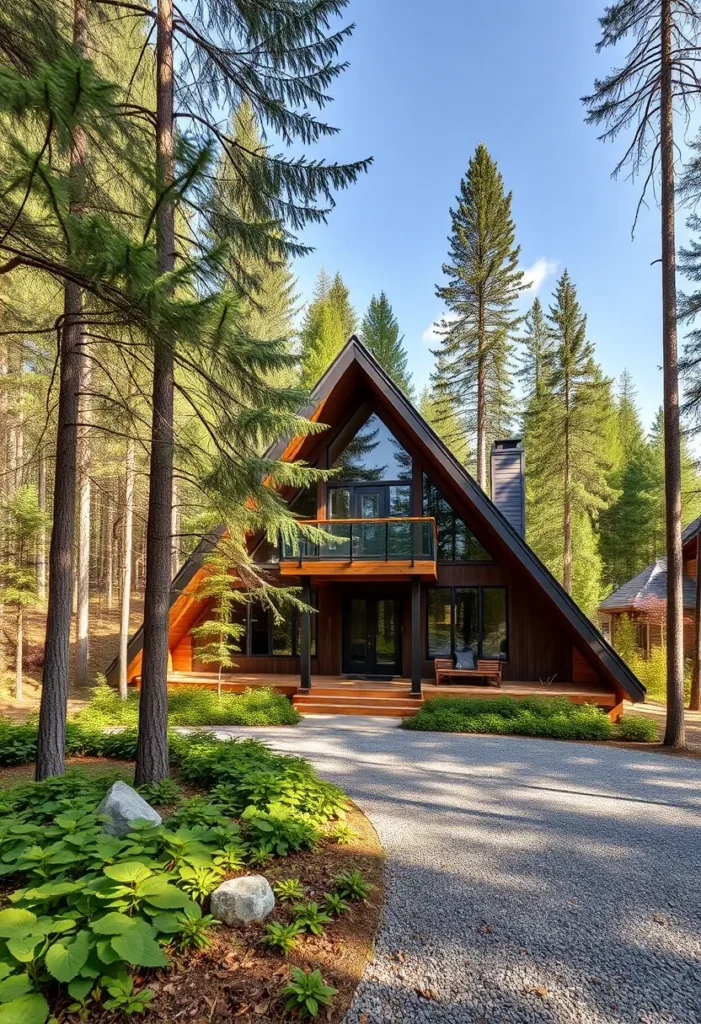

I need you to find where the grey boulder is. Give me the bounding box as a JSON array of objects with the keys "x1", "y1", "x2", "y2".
[
  {"x1": 210, "y1": 875, "x2": 275, "y2": 925},
  {"x1": 97, "y1": 781, "x2": 162, "y2": 837}
]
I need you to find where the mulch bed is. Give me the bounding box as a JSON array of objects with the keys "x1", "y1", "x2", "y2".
[{"x1": 0, "y1": 759, "x2": 385, "y2": 1023}]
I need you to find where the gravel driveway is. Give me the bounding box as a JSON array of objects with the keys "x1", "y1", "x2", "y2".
[{"x1": 212, "y1": 718, "x2": 701, "y2": 1023}]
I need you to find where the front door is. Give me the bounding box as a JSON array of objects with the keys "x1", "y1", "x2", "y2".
[{"x1": 342, "y1": 597, "x2": 401, "y2": 676}]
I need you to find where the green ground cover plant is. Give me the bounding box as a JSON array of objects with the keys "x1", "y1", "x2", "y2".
[
  {"x1": 0, "y1": 734, "x2": 349, "y2": 1022},
  {"x1": 402, "y1": 696, "x2": 615, "y2": 740},
  {"x1": 617, "y1": 715, "x2": 660, "y2": 742},
  {"x1": 73, "y1": 683, "x2": 301, "y2": 729},
  {"x1": 402, "y1": 696, "x2": 661, "y2": 743}
]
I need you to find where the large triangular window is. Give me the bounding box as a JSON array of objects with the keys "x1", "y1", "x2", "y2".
[
  {"x1": 331, "y1": 413, "x2": 412, "y2": 482},
  {"x1": 422, "y1": 474, "x2": 491, "y2": 562}
]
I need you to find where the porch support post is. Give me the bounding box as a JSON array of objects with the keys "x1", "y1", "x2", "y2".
[
  {"x1": 300, "y1": 577, "x2": 312, "y2": 691},
  {"x1": 411, "y1": 576, "x2": 422, "y2": 696}
]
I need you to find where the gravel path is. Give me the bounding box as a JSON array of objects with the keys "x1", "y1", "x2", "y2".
[{"x1": 212, "y1": 717, "x2": 701, "y2": 1023}]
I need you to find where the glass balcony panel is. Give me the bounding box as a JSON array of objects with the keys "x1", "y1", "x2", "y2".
[
  {"x1": 387, "y1": 521, "x2": 412, "y2": 557},
  {"x1": 280, "y1": 518, "x2": 436, "y2": 564},
  {"x1": 318, "y1": 522, "x2": 351, "y2": 559}
]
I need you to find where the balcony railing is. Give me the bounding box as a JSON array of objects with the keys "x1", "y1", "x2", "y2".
[{"x1": 280, "y1": 517, "x2": 437, "y2": 567}]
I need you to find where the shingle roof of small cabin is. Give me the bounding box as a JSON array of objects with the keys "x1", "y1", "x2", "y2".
[
  {"x1": 599, "y1": 557, "x2": 697, "y2": 612},
  {"x1": 106, "y1": 336, "x2": 645, "y2": 701}
]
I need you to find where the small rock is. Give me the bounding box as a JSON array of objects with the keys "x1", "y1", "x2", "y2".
[
  {"x1": 97, "y1": 781, "x2": 161, "y2": 837},
  {"x1": 210, "y1": 875, "x2": 275, "y2": 925}
]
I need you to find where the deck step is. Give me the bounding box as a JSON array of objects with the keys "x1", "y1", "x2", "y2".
[
  {"x1": 292, "y1": 691, "x2": 422, "y2": 718},
  {"x1": 293, "y1": 701, "x2": 421, "y2": 718},
  {"x1": 298, "y1": 685, "x2": 414, "y2": 699}
]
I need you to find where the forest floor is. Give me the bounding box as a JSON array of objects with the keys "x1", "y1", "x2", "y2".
[{"x1": 0, "y1": 595, "x2": 144, "y2": 719}]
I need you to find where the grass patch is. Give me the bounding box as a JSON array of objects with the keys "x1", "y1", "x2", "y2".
[
  {"x1": 72, "y1": 683, "x2": 301, "y2": 728},
  {"x1": 402, "y1": 695, "x2": 614, "y2": 740}
]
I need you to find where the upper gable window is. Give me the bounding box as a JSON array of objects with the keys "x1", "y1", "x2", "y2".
[
  {"x1": 422, "y1": 474, "x2": 491, "y2": 562},
  {"x1": 332, "y1": 413, "x2": 412, "y2": 482}
]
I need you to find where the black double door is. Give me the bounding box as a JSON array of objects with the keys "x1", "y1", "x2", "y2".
[{"x1": 342, "y1": 596, "x2": 401, "y2": 677}]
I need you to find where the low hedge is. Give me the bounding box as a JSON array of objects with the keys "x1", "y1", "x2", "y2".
[
  {"x1": 617, "y1": 714, "x2": 660, "y2": 742},
  {"x1": 72, "y1": 683, "x2": 301, "y2": 729},
  {"x1": 402, "y1": 695, "x2": 615, "y2": 740}
]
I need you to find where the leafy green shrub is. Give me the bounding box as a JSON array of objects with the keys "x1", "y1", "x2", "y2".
[
  {"x1": 402, "y1": 695, "x2": 614, "y2": 741},
  {"x1": 262, "y1": 920, "x2": 301, "y2": 956},
  {"x1": 618, "y1": 715, "x2": 660, "y2": 742},
  {"x1": 324, "y1": 821, "x2": 357, "y2": 845},
  {"x1": 169, "y1": 904, "x2": 219, "y2": 952},
  {"x1": 72, "y1": 683, "x2": 301, "y2": 729},
  {"x1": 272, "y1": 878, "x2": 306, "y2": 903},
  {"x1": 334, "y1": 869, "x2": 372, "y2": 901},
  {"x1": 179, "y1": 737, "x2": 348, "y2": 824},
  {"x1": 137, "y1": 779, "x2": 182, "y2": 805},
  {"x1": 291, "y1": 902, "x2": 332, "y2": 936},
  {"x1": 322, "y1": 892, "x2": 349, "y2": 916},
  {"x1": 282, "y1": 967, "x2": 337, "y2": 1019},
  {"x1": 242, "y1": 804, "x2": 320, "y2": 858},
  {"x1": 0, "y1": 720, "x2": 37, "y2": 765}
]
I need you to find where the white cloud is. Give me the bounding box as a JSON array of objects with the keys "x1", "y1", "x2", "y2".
[
  {"x1": 521, "y1": 257, "x2": 557, "y2": 295},
  {"x1": 422, "y1": 311, "x2": 458, "y2": 344}
]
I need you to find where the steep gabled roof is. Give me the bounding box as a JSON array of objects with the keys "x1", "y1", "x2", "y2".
[
  {"x1": 600, "y1": 557, "x2": 697, "y2": 612},
  {"x1": 107, "y1": 335, "x2": 645, "y2": 701}
]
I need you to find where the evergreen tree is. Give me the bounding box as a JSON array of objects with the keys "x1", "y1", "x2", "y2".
[
  {"x1": 418, "y1": 386, "x2": 470, "y2": 465},
  {"x1": 431, "y1": 143, "x2": 526, "y2": 489},
  {"x1": 526, "y1": 272, "x2": 612, "y2": 599},
  {"x1": 299, "y1": 270, "x2": 354, "y2": 387},
  {"x1": 360, "y1": 292, "x2": 412, "y2": 395},
  {"x1": 327, "y1": 272, "x2": 356, "y2": 340},
  {"x1": 583, "y1": 0, "x2": 701, "y2": 748},
  {"x1": 516, "y1": 298, "x2": 552, "y2": 404}
]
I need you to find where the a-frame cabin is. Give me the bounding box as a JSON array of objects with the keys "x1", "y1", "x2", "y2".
[{"x1": 107, "y1": 337, "x2": 644, "y2": 718}]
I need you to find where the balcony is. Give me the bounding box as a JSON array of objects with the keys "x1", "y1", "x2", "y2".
[{"x1": 279, "y1": 517, "x2": 438, "y2": 579}]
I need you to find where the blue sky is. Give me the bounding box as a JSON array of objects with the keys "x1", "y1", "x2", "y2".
[{"x1": 290, "y1": 0, "x2": 687, "y2": 435}]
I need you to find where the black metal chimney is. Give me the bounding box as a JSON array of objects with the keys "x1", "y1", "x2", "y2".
[{"x1": 490, "y1": 439, "x2": 525, "y2": 537}]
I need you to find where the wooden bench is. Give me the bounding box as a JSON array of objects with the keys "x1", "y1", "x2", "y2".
[{"x1": 434, "y1": 658, "x2": 503, "y2": 687}]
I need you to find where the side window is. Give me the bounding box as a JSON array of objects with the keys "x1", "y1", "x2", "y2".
[
  {"x1": 422, "y1": 474, "x2": 491, "y2": 562},
  {"x1": 426, "y1": 587, "x2": 507, "y2": 660}
]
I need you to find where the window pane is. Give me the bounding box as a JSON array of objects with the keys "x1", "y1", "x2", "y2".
[
  {"x1": 328, "y1": 488, "x2": 351, "y2": 519},
  {"x1": 332, "y1": 413, "x2": 412, "y2": 481},
  {"x1": 422, "y1": 474, "x2": 491, "y2": 562},
  {"x1": 389, "y1": 485, "x2": 411, "y2": 517},
  {"x1": 427, "y1": 588, "x2": 452, "y2": 657},
  {"x1": 291, "y1": 486, "x2": 317, "y2": 519},
  {"x1": 455, "y1": 588, "x2": 479, "y2": 655},
  {"x1": 481, "y1": 588, "x2": 507, "y2": 659},
  {"x1": 272, "y1": 610, "x2": 294, "y2": 656},
  {"x1": 250, "y1": 602, "x2": 269, "y2": 655}
]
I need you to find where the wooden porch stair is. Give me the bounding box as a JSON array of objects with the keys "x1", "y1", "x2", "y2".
[{"x1": 293, "y1": 684, "x2": 423, "y2": 718}]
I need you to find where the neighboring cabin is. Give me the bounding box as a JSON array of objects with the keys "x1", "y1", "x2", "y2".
[
  {"x1": 599, "y1": 517, "x2": 700, "y2": 658},
  {"x1": 107, "y1": 337, "x2": 643, "y2": 718}
]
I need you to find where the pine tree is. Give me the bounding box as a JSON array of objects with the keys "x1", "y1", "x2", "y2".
[
  {"x1": 516, "y1": 298, "x2": 552, "y2": 404},
  {"x1": 299, "y1": 270, "x2": 354, "y2": 387},
  {"x1": 360, "y1": 292, "x2": 412, "y2": 395},
  {"x1": 525, "y1": 272, "x2": 612, "y2": 600},
  {"x1": 431, "y1": 143, "x2": 526, "y2": 489},
  {"x1": 583, "y1": 0, "x2": 701, "y2": 747},
  {"x1": 327, "y1": 272, "x2": 356, "y2": 340},
  {"x1": 418, "y1": 387, "x2": 470, "y2": 465}
]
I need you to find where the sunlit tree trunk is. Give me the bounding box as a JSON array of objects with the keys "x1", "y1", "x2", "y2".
[
  {"x1": 135, "y1": 0, "x2": 175, "y2": 784},
  {"x1": 119, "y1": 435, "x2": 135, "y2": 699},
  {"x1": 75, "y1": 353, "x2": 91, "y2": 687}
]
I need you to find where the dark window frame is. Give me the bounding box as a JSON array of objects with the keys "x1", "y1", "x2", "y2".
[
  {"x1": 426, "y1": 585, "x2": 508, "y2": 661},
  {"x1": 327, "y1": 481, "x2": 414, "y2": 518},
  {"x1": 245, "y1": 590, "x2": 318, "y2": 658},
  {"x1": 422, "y1": 474, "x2": 492, "y2": 564}
]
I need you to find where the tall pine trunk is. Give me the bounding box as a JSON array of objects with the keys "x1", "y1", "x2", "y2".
[
  {"x1": 36, "y1": 0, "x2": 87, "y2": 779},
  {"x1": 661, "y1": 0, "x2": 685, "y2": 748},
  {"x1": 37, "y1": 451, "x2": 46, "y2": 602},
  {"x1": 119, "y1": 436, "x2": 135, "y2": 699},
  {"x1": 15, "y1": 605, "x2": 23, "y2": 702},
  {"x1": 691, "y1": 519, "x2": 701, "y2": 711},
  {"x1": 563, "y1": 380, "x2": 572, "y2": 594},
  {"x1": 105, "y1": 492, "x2": 114, "y2": 610},
  {"x1": 171, "y1": 476, "x2": 179, "y2": 579},
  {"x1": 476, "y1": 298, "x2": 486, "y2": 489},
  {"x1": 75, "y1": 353, "x2": 91, "y2": 687},
  {"x1": 135, "y1": 0, "x2": 174, "y2": 784}
]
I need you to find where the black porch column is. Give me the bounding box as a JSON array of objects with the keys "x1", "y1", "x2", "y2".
[
  {"x1": 411, "y1": 576, "x2": 422, "y2": 696},
  {"x1": 300, "y1": 577, "x2": 312, "y2": 691}
]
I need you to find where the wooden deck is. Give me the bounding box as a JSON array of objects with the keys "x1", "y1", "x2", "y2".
[{"x1": 149, "y1": 672, "x2": 622, "y2": 719}]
